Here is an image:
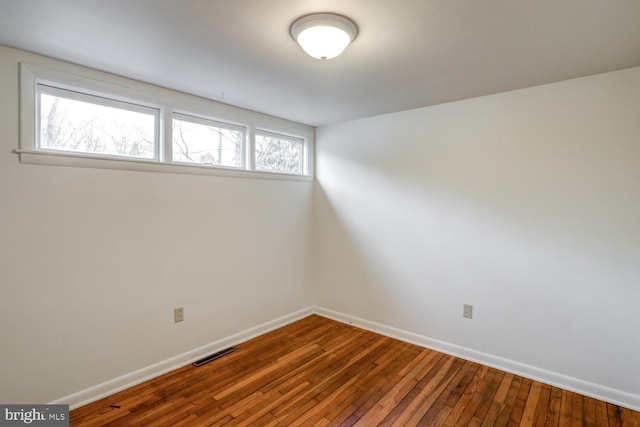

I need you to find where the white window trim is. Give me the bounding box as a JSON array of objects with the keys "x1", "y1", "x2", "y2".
[
  {"x1": 14, "y1": 149, "x2": 312, "y2": 182},
  {"x1": 17, "y1": 61, "x2": 314, "y2": 181}
]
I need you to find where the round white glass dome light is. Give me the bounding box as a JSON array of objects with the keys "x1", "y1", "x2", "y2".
[{"x1": 290, "y1": 13, "x2": 358, "y2": 60}]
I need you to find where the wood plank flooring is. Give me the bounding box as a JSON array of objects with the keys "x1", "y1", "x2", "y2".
[{"x1": 71, "y1": 315, "x2": 640, "y2": 426}]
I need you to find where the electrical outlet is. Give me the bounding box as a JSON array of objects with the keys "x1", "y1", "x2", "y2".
[
  {"x1": 463, "y1": 304, "x2": 473, "y2": 319},
  {"x1": 174, "y1": 307, "x2": 184, "y2": 323}
]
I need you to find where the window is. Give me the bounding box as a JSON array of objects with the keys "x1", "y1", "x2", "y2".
[
  {"x1": 19, "y1": 62, "x2": 313, "y2": 180},
  {"x1": 255, "y1": 131, "x2": 305, "y2": 175},
  {"x1": 38, "y1": 84, "x2": 159, "y2": 160},
  {"x1": 172, "y1": 114, "x2": 245, "y2": 168}
]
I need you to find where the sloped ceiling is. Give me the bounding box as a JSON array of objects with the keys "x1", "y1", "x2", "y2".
[{"x1": 1, "y1": 0, "x2": 639, "y2": 126}]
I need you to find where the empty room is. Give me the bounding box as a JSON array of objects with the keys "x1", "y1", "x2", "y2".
[{"x1": 0, "y1": 1, "x2": 639, "y2": 425}]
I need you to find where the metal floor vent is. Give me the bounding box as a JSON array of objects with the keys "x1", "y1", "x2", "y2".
[{"x1": 193, "y1": 347, "x2": 236, "y2": 367}]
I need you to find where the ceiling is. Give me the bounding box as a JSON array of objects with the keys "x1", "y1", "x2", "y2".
[{"x1": 1, "y1": 1, "x2": 639, "y2": 126}]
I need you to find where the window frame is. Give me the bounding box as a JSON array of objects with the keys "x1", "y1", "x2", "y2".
[
  {"x1": 37, "y1": 83, "x2": 161, "y2": 161},
  {"x1": 254, "y1": 129, "x2": 308, "y2": 176},
  {"x1": 18, "y1": 62, "x2": 314, "y2": 181},
  {"x1": 171, "y1": 112, "x2": 247, "y2": 169}
]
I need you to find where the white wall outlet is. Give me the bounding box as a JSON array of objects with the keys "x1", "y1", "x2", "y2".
[
  {"x1": 463, "y1": 304, "x2": 473, "y2": 319},
  {"x1": 174, "y1": 307, "x2": 184, "y2": 323}
]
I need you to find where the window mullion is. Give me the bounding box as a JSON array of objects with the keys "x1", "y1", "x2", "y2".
[
  {"x1": 247, "y1": 124, "x2": 256, "y2": 171},
  {"x1": 162, "y1": 107, "x2": 172, "y2": 162}
]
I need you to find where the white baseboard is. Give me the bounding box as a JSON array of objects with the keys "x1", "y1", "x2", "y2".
[
  {"x1": 313, "y1": 306, "x2": 640, "y2": 412},
  {"x1": 51, "y1": 305, "x2": 639, "y2": 412},
  {"x1": 51, "y1": 307, "x2": 314, "y2": 410}
]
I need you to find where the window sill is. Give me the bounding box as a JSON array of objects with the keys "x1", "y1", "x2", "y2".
[{"x1": 14, "y1": 150, "x2": 313, "y2": 182}]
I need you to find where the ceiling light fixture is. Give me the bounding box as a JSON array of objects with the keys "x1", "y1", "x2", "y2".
[{"x1": 290, "y1": 13, "x2": 358, "y2": 60}]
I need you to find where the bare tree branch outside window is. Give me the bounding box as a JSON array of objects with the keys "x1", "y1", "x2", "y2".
[
  {"x1": 40, "y1": 90, "x2": 156, "y2": 159},
  {"x1": 172, "y1": 117, "x2": 243, "y2": 167}
]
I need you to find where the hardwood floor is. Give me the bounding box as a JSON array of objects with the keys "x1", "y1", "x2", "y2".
[{"x1": 71, "y1": 315, "x2": 639, "y2": 426}]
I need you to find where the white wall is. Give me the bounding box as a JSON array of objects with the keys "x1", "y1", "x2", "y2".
[
  {"x1": 2, "y1": 40, "x2": 639, "y2": 410},
  {"x1": 314, "y1": 68, "x2": 640, "y2": 406},
  {"x1": 0, "y1": 45, "x2": 313, "y2": 404}
]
